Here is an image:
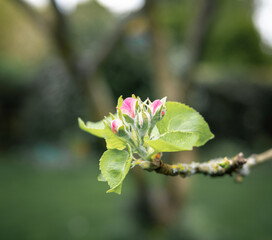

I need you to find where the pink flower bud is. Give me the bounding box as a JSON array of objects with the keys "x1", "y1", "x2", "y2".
[
  {"x1": 150, "y1": 99, "x2": 164, "y2": 116},
  {"x1": 120, "y1": 97, "x2": 137, "y2": 119},
  {"x1": 111, "y1": 119, "x2": 123, "y2": 134}
]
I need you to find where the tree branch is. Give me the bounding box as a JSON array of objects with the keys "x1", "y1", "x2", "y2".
[
  {"x1": 11, "y1": 0, "x2": 145, "y2": 119},
  {"x1": 81, "y1": 8, "x2": 145, "y2": 81},
  {"x1": 135, "y1": 149, "x2": 272, "y2": 179},
  {"x1": 11, "y1": 0, "x2": 49, "y2": 32},
  {"x1": 50, "y1": 0, "x2": 78, "y2": 77},
  {"x1": 12, "y1": 0, "x2": 78, "y2": 76}
]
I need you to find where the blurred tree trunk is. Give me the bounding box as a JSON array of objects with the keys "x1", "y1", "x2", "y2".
[
  {"x1": 145, "y1": 0, "x2": 182, "y2": 101},
  {"x1": 182, "y1": 0, "x2": 217, "y2": 100},
  {"x1": 133, "y1": 0, "x2": 218, "y2": 230},
  {"x1": 144, "y1": 0, "x2": 188, "y2": 228}
]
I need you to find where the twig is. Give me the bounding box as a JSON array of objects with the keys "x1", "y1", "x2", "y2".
[{"x1": 135, "y1": 149, "x2": 272, "y2": 179}]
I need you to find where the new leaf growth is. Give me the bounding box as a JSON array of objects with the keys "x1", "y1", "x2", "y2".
[{"x1": 78, "y1": 95, "x2": 214, "y2": 194}]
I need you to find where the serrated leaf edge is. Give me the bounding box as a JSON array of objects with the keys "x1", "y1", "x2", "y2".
[{"x1": 99, "y1": 146, "x2": 132, "y2": 194}]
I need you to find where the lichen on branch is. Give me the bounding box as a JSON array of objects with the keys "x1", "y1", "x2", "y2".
[{"x1": 135, "y1": 149, "x2": 272, "y2": 180}]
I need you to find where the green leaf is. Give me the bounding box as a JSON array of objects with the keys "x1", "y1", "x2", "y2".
[
  {"x1": 78, "y1": 117, "x2": 126, "y2": 150},
  {"x1": 103, "y1": 125, "x2": 126, "y2": 150},
  {"x1": 99, "y1": 148, "x2": 132, "y2": 194},
  {"x1": 146, "y1": 131, "x2": 199, "y2": 152},
  {"x1": 78, "y1": 118, "x2": 104, "y2": 138},
  {"x1": 97, "y1": 173, "x2": 107, "y2": 182},
  {"x1": 117, "y1": 95, "x2": 123, "y2": 108},
  {"x1": 148, "y1": 102, "x2": 214, "y2": 152},
  {"x1": 150, "y1": 125, "x2": 160, "y2": 139}
]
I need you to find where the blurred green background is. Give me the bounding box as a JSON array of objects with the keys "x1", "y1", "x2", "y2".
[{"x1": 0, "y1": 0, "x2": 272, "y2": 239}]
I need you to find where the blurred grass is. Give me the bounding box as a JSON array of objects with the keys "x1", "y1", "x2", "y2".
[
  {"x1": 181, "y1": 140, "x2": 272, "y2": 240},
  {"x1": 0, "y1": 145, "x2": 271, "y2": 240},
  {"x1": 183, "y1": 163, "x2": 272, "y2": 240},
  {"x1": 0, "y1": 160, "x2": 137, "y2": 240}
]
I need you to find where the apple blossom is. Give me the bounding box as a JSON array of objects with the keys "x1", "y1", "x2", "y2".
[
  {"x1": 111, "y1": 119, "x2": 123, "y2": 134},
  {"x1": 150, "y1": 99, "x2": 165, "y2": 116},
  {"x1": 120, "y1": 97, "x2": 137, "y2": 119}
]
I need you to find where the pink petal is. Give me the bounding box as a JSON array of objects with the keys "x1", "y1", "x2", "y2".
[
  {"x1": 111, "y1": 119, "x2": 123, "y2": 134},
  {"x1": 150, "y1": 99, "x2": 163, "y2": 115},
  {"x1": 120, "y1": 97, "x2": 137, "y2": 118}
]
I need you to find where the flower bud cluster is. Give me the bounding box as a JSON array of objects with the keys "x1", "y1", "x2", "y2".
[{"x1": 106, "y1": 95, "x2": 167, "y2": 149}]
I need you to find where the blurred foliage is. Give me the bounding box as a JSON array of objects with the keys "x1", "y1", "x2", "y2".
[
  {"x1": 0, "y1": 1, "x2": 49, "y2": 64},
  {"x1": 70, "y1": 1, "x2": 117, "y2": 55},
  {"x1": 202, "y1": 0, "x2": 270, "y2": 65},
  {"x1": 103, "y1": 38, "x2": 153, "y2": 99},
  {"x1": 0, "y1": 0, "x2": 271, "y2": 239}
]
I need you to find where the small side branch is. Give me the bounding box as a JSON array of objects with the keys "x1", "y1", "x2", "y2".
[{"x1": 135, "y1": 149, "x2": 272, "y2": 179}]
